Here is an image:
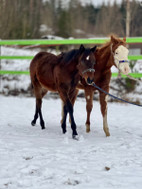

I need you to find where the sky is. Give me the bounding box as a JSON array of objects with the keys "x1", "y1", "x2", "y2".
[
  {"x1": 44, "y1": 0, "x2": 142, "y2": 8},
  {"x1": 81, "y1": 0, "x2": 142, "y2": 6}
]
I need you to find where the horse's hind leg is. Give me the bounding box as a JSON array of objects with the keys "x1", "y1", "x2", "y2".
[
  {"x1": 61, "y1": 103, "x2": 68, "y2": 133},
  {"x1": 31, "y1": 104, "x2": 39, "y2": 126},
  {"x1": 31, "y1": 86, "x2": 47, "y2": 129}
]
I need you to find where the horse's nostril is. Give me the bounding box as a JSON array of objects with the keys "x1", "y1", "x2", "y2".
[{"x1": 87, "y1": 77, "x2": 93, "y2": 85}]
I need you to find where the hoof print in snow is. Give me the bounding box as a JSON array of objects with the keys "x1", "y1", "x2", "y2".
[
  {"x1": 64, "y1": 179, "x2": 80, "y2": 186},
  {"x1": 23, "y1": 156, "x2": 33, "y2": 160}
]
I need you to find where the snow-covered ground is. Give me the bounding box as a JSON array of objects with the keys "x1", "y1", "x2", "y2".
[{"x1": 0, "y1": 95, "x2": 142, "y2": 189}]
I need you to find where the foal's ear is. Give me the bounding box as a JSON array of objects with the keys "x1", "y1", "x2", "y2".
[
  {"x1": 91, "y1": 45, "x2": 97, "y2": 52},
  {"x1": 79, "y1": 44, "x2": 85, "y2": 54}
]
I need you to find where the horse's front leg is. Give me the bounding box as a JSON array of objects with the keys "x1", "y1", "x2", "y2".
[
  {"x1": 61, "y1": 89, "x2": 78, "y2": 133},
  {"x1": 66, "y1": 99, "x2": 78, "y2": 138},
  {"x1": 59, "y1": 90, "x2": 78, "y2": 138},
  {"x1": 85, "y1": 89, "x2": 94, "y2": 133},
  {"x1": 99, "y1": 90, "x2": 110, "y2": 137}
]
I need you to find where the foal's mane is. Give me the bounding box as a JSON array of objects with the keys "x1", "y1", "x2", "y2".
[{"x1": 61, "y1": 49, "x2": 79, "y2": 64}]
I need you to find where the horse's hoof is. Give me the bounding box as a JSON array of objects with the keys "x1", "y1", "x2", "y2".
[
  {"x1": 86, "y1": 124, "x2": 90, "y2": 133},
  {"x1": 63, "y1": 130, "x2": 66, "y2": 134},
  {"x1": 72, "y1": 135, "x2": 79, "y2": 141},
  {"x1": 86, "y1": 128, "x2": 90, "y2": 133},
  {"x1": 31, "y1": 120, "x2": 36, "y2": 126},
  {"x1": 41, "y1": 126, "x2": 45, "y2": 130},
  {"x1": 106, "y1": 132, "x2": 110, "y2": 137},
  {"x1": 61, "y1": 124, "x2": 66, "y2": 134},
  {"x1": 104, "y1": 128, "x2": 110, "y2": 137}
]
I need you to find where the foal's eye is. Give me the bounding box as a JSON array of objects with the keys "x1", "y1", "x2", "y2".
[{"x1": 115, "y1": 52, "x2": 118, "y2": 55}]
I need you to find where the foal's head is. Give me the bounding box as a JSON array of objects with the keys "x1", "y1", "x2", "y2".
[
  {"x1": 77, "y1": 44, "x2": 97, "y2": 84},
  {"x1": 110, "y1": 35, "x2": 130, "y2": 75}
]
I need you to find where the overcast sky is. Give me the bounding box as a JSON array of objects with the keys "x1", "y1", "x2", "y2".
[{"x1": 80, "y1": 0, "x2": 142, "y2": 6}]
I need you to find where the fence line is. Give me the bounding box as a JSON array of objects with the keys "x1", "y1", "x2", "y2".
[
  {"x1": 0, "y1": 71, "x2": 142, "y2": 79},
  {"x1": 0, "y1": 55, "x2": 142, "y2": 60},
  {"x1": 0, "y1": 38, "x2": 142, "y2": 77},
  {"x1": 0, "y1": 37, "x2": 142, "y2": 46}
]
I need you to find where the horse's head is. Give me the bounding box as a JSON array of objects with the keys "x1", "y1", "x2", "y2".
[
  {"x1": 77, "y1": 44, "x2": 97, "y2": 84},
  {"x1": 110, "y1": 35, "x2": 130, "y2": 75}
]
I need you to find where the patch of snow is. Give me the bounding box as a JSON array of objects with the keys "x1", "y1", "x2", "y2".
[{"x1": 0, "y1": 95, "x2": 142, "y2": 189}]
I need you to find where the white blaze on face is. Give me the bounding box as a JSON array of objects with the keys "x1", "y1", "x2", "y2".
[
  {"x1": 114, "y1": 45, "x2": 130, "y2": 75},
  {"x1": 86, "y1": 56, "x2": 89, "y2": 60}
]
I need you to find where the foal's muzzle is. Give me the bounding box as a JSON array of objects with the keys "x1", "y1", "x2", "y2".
[
  {"x1": 87, "y1": 77, "x2": 94, "y2": 85},
  {"x1": 82, "y1": 68, "x2": 95, "y2": 85}
]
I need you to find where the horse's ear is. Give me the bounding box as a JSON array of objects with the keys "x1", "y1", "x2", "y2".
[
  {"x1": 91, "y1": 45, "x2": 97, "y2": 52},
  {"x1": 123, "y1": 37, "x2": 126, "y2": 42},
  {"x1": 110, "y1": 35, "x2": 118, "y2": 44},
  {"x1": 79, "y1": 44, "x2": 85, "y2": 54}
]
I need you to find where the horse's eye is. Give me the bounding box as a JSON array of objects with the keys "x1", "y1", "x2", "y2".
[{"x1": 115, "y1": 52, "x2": 118, "y2": 55}]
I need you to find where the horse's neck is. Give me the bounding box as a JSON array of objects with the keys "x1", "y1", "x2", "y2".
[{"x1": 96, "y1": 43, "x2": 113, "y2": 70}]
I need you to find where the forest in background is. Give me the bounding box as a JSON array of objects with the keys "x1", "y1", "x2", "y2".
[{"x1": 0, "y1": 0, "x2": 142, "y2": 39}]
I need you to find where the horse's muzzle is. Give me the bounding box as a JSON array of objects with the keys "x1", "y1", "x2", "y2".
[{"x1": 87, "y1": 77, "x2": 94, "y2": 85}]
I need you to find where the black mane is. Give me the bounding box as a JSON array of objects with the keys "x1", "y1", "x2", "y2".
[
  {"x1": 61, "y1": 49, "x2": 79, "y2": 64},
  {"x1": 60, "y1": 48, "x2": 92, "y2": 64}
]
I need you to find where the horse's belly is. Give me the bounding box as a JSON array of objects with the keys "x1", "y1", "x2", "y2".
[{"x1": 38, "y1": 78, "x2": 57, "y2": 92}]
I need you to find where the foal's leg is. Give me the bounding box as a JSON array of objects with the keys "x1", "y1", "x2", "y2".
[
  {"x1": 85, "y1": 89, "x2": 94, "y2": 133},
  {"x1": 61, "y1": 103, "x2": 68, "y2": 134},
  {"x1": 61, "y1": 89, "x2": 78, "y2": 128},
  {"x1": 66, "y1": 99, "x2": 78, "y2": 138},
  {"x1": 31, "y1": 87, "x2": 47, "y2": 129},
  {"x1": 59, "y1": 90, "x2": 78, "y2": 138},
  {"x1": 99, "y1": 91, "x2": 110, "y2": 137}
]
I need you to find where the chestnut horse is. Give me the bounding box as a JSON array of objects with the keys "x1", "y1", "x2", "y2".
[
  {"x1": 77, "y1": 35, "x2": 130, "y2": 137},
  {"x1": 30, "y1": 44, "x2": 96, "y2": 139}
]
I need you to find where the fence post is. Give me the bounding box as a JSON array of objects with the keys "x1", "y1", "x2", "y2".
[{"x1": 0, "y1": 43, "x2": 1, "y2": 90}]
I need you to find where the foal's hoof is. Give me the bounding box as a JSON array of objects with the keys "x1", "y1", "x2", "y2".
[
  {"x1": 61, "y1": 124, "x2": 66, "y2": 134},
  {"x1": 62, "y1": 128, "x2": 67, "y2": 134},
  {"x1": 40, "y1": 120, "x2": 45, "y2": 130},
  {"x1": 41, "y1": 126, "x2": 45, "y2": 130},
  {"x1": 31, "y1": 120, "x2": 36, "y2": 126}
]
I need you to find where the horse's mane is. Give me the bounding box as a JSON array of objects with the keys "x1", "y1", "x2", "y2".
[
  {"x1": 62, "y1": 49, "x2": 79, "y2": 64},
  {"x1": 60, "y1": 48, "x2": 93, "y2": 65}
]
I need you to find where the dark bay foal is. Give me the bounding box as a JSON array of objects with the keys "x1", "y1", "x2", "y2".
[{"x1": 30, "y1": 45, "x2": 97, "y2": 139}]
